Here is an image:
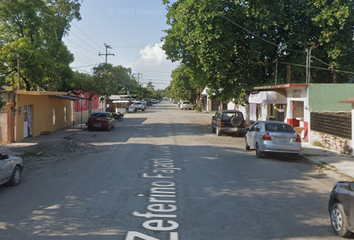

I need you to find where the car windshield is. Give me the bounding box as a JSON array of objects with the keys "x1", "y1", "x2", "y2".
[
  {"x1": 265, "y1": 123, "x2": 295, "y2": 133},
  {"x1": 222, "y1": 112, "x2": 242, "y2": 120},
  {"x1": 182, "y1": 101, "x2": 190, "y2": 104},
  {"x1": 91, "y1": 112, "x2": 108, "y2": 118}
]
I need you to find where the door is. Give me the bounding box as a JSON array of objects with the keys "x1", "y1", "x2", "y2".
[
  {"x1": 247, "y1": 122, "x2": 259, "y2": 148},
  {"x1": 23, "y1": 105, "x2": 33, "y2": 138}
]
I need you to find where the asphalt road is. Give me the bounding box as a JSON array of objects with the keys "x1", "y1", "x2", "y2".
[{"x1": 0, "y1": 102, "x2": 344, "y2": 240}]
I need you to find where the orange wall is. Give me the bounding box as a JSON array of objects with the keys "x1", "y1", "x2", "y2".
[{"x1": 15, "y1": 94, "x2": 73, "y2": 141}]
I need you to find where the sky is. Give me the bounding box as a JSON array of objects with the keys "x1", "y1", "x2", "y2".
[{"x1": 63, "y1": 0, "x2": 179, "y2": 90}]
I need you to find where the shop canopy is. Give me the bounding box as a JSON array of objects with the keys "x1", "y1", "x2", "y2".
[
  {"x1": 248, "y1": 91, "x2": 287, "y2": 104},
  {"x1": 112, "y1": 100, "x2": 130, "y2": 103}
]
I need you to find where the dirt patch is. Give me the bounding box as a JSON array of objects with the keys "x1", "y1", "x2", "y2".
[{"x1": 16, "y1": 139, "x2": 105, "y2": 158}]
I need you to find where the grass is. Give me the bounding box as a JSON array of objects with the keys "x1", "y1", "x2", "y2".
[{"x1": 313, "y1": 140, "x2": 325, "y2": 148}]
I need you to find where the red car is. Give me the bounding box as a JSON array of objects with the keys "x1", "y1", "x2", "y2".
[{"x1": 87, "y1": 112, "x2": 115, "y2": 131}]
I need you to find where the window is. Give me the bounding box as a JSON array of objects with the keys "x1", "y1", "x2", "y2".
[{"x1": 265, "y1": 123, "x2": 295, "y2": 133}]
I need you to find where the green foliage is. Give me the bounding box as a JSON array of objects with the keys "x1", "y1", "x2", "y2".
[
  {"x1": 162, "y1": 0, "x2": 354, "y2": 102},
  {"x1": 194, "y1": 104, "x2": 202, "y2": 112},
  {"x1": 0, "y1": 0, "x2": 81, "y2": 91}
]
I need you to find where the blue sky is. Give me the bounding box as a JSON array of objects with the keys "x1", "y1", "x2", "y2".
[{"x1": 63, "y1": 0, "x2": 179, "y2": 89}]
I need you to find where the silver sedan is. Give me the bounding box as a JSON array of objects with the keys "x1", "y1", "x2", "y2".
[
  {"x1": 0, "y1": 153, "x2": 24, "y2": 186},
  {"x1": 245, "y1": 121, "x2": 301, "y2": 158}
]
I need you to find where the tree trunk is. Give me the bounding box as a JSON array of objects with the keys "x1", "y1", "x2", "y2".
[{"x1": 333, "y1": 72, "x2": 338, "y2": 83}]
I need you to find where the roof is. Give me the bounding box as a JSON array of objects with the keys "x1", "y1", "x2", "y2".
[
  {"x1": 16, "y1": 90, "x2": 69, "y2": 96},
  {"x1": 49, "y1": 95, "x2": 86, "y2": 100},
  {"x1": 339, "y1": 97, "x2": 354, "y2": 104},
  {"x1": 15, "y1": 90, "x2": 86, "y2": 100},
  {"x1": 254, "y1": 83, "x2": 308, "y2": 90}
]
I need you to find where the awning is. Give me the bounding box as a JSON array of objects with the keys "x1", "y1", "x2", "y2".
[
  {"x1": 339, "y1": 97, "x2": 354, "y2": 104},
  {"x1": 49, "y1": 95, "x2": 86, "y2": 100},
  {"x1": 112, "y1": 100, "x2": 130, "y2": 103},
  {"x1": 248, "y1": 91, "x2": 287, "y2": 104}
]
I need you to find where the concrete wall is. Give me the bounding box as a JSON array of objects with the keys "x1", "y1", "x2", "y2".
[
  {"x1": 308, "y1": 84, "x2": 354, "y2": 112},
  {"x1": 16, "y1": 94, "x2": 73, "y2": 142}
]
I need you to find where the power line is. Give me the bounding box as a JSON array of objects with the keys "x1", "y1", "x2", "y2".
[
  {"x1": 69, "y1": 31, "x2": 102, "y2": 53},
  {"x1": 66, "y1": 38, "x2": 97, "y2": 55},
  {"x1": 72, "y1": 22, "x2": 105, "y2": 51}
]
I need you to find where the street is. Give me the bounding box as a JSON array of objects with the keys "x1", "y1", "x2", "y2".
[{"x1": 0, "y1": 102, "x2": 343, "y2": 240}]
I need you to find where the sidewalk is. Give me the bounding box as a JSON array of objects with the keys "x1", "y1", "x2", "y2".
[{"x1": 301, "y1": 142, "x2": 354, "y2": 179}]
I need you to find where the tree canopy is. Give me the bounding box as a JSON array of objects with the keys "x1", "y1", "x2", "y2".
[
  {"x1": 162, "y1": 0, "x2": 354, "y2": 102},
  {"x1": 0, "y1": 0, "x2": 81, "y2": 91}
]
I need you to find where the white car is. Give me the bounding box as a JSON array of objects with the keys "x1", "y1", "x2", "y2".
[
  {"x1": 180, "y1": 101, "x2": 191, "y2": 110},
  {"x1": 134, "y1": 101, "x2": 146, "y2": 111},
  {"x1": 0, "y1": 153, "x2": 24, "y2": 186}
]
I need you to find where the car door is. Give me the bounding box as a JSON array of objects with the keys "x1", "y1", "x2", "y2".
[
  {"x1": 0, "y1": 156, "x2": 13, "y2": 184},
  {"x1": 247, "y1": 122, "x2": 259, "y2": 148}
]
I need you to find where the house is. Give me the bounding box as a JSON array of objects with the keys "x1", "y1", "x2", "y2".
[
  {"x1": 74, "y1": 92, "x2": 100, "y2": 126},
  {"x1": 0, "y1": 90, "x2": 85, "y2": 144},
  {"x1": 248, "y1": 83, "x2": 354, "y2": 154},
  {"x1": 201, "y1": 88, "x2": 224, "y2": 111}
]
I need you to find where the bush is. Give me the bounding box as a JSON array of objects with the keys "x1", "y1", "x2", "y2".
[{"x1": 194, "y1": 104, "x2": 202, "y2": 112}]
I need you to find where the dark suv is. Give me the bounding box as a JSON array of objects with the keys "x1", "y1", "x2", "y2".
[
  {"x1": 328, "y1": 181, "x2": 354, "y2": 238},
  {"x1": 211, "y1": 110, "x2": 248, "y2": 136}
]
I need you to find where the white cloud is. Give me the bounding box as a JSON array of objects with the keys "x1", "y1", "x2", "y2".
[
  {"x1": 129, "y1": 42, "x2": 180, "y2": 90},
  {"x1": 139, "y1": 42, "x2": 166, "y2": 65}
]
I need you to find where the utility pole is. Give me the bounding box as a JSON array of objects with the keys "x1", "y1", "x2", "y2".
[
  {"x1": 17, "y1": 54, "x2": 20, "y2": 90},
  {"x1": 99, "y1": 43, "x2": 115, "y2": 64},
  {"x1": 135, "y1": 73, "x2": 143, "y2": 84}
]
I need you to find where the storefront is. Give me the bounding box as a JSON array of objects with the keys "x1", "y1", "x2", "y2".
[{"x1": 250, "y1": 83, "x2": 309, "y2": 140}]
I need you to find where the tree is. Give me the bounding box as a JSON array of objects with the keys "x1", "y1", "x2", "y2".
[
  {"x1": 167, "y1": 64, "x2": 197, "y2": 102},
  {"x1": 162, "y1": 0, "x2": 354, "y2": 102},
  {"x1": 0, "y1": 0, "x2": 82, "y2": 91}
]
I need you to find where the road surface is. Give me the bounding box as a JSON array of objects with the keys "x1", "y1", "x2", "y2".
[{"x1": 0, "y1": 102, "x2": 342, "y2": 240}]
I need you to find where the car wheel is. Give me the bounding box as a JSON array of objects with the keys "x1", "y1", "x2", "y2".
[
  {"x1": 245, "y1": 138, "x2": 250, "y2": 150},
  {"x1": 216, "y1": 127, "x2": 221, "y2": 136},
  {"x1": 8, "y1": 166, "x2": 21, "y2": 186},
  {"x1": 256, "y1": 143, "x2": 264, "y2": 158},
  {"x1": 330, "y1": 203, "x2": 353, "y2": 237}
]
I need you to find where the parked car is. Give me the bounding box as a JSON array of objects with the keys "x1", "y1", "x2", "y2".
[
  {"x1": 0, "y1": 153, "x2": 24, "y2": 186},
  {"x1": 87, "y1": 112, "x2": 115, "y2": 131},
  {"x1": 180, "y1": 101, "x2": 191, "y2": 110},
  {"x1": 134, "y1": 101, "x2": 146, "y2": 111},
  {"x1": 328, "y1": 181, "x2": 354, "y2": 238},
  {"x1": 211, "y1": 110, "x2": 248, "y2": 136},
  {"x1": 245, "y1": 121, "x2": 301, "y2": 158}
]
